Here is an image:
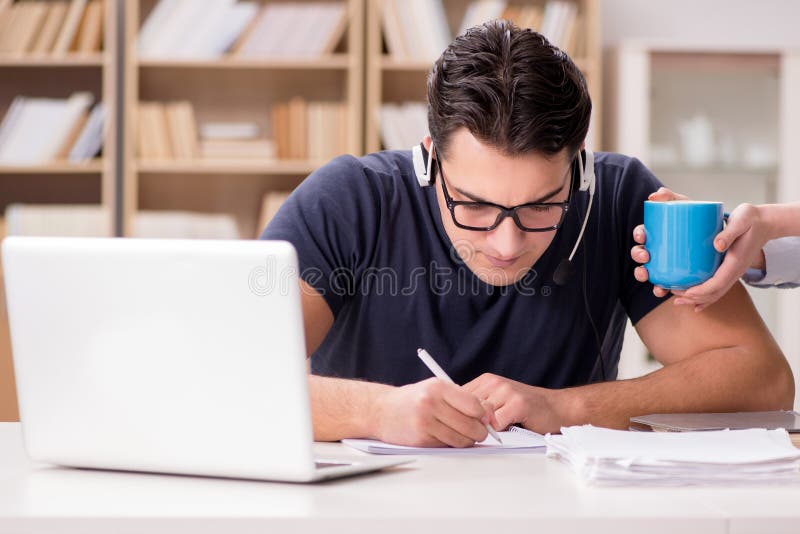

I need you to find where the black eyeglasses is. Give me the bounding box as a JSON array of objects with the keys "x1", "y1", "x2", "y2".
[{"x1": 438, "y1": 163, "x2": 573, "y2": 232}]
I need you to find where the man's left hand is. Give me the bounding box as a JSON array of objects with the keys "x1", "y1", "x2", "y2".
[{"x1": 463, "y1": 373, "x2": 568, "y2": 434}]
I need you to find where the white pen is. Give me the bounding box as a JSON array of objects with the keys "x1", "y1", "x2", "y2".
[{"x1": 416, "y1": 347, "x2": 503, "y2": 444}]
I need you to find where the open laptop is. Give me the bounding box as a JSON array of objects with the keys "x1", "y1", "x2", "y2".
[{"x1": 2, "y1": 237, "x2": 412, "y2": 482}]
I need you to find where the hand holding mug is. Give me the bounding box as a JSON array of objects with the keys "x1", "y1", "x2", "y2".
[{"x1": 632, "y1": 188, "x2": 770, "y2": 311}]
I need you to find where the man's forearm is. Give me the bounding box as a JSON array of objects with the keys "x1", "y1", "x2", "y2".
[
  {"x1": 309, "y1": 375, "x2": 392, "y2": 441},
  {"x1": 556, "y1": 345, "x2": 794, "y2": 430}
]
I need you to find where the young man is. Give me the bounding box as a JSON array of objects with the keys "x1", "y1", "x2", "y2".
[{"x1": 262, "y1": 21, "x2": 793, "y2": 447}]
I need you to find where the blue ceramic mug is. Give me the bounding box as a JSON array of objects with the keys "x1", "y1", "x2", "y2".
[{"x1": 643, "y1": 201, "x2": 726, "y2": 290}]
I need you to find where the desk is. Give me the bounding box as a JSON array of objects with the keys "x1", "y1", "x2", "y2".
[{"x1": 0, "y1": 423, "x2": 798, "y2": 534}]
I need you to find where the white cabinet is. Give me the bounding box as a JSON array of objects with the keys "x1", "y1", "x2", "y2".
[{"x1": 604, "y1": 43, "x2": 800, "y2": 401}]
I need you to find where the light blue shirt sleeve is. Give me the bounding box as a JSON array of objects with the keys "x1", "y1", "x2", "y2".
[{"x1": 742, "y1": 236, "x2": 800, "y2": 288}]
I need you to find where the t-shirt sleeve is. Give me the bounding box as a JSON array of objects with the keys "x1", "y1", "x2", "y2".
[
  {"x1": 259, "y1": 155, "x2": 382, "y2": 316},
  {"x1": 611, "y1": 157, "x2": 671, "y2": 324}
]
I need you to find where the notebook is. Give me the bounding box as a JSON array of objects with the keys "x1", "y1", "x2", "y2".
[
  {"x1": 630, "y1": 410, "x2": 800, "y2": 433},
  {"x1": 342, "y1": 426, "x2": 545, "y2": 455}
]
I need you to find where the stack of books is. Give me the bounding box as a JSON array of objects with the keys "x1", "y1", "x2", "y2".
[
  {"x1": 4, "y1": 204, "x2": 241, "y2": 239},
  {"x1": 379, "y1": 102, "x2": 428, "y2": 151},
  {"x1": 137, "y1": 101, "x2": 200, "y2": 160},
  {"x1": 0, "y1": 0, "x2": 104, "y2": 57},
  {"x1": 546, "y1": 424, "x2": 800, "y2": 486},
  {"x1": 133, "y1": 211, "x2": 240, "y2": 239},
  {"x1": 235, "y1": 2, "x2": 347, "y2": 59},
  {"x1": 138, "y1": 0, "x2": 347, "y2": 60},
  {"x1": 380, "y1": 0, "x2": 450, "y2": 62},
  {"x1": 0, "y1": 93, "x2": 104, "y2": 165},
  {"x1": 137, "y1": 99, "x2": 346, "y2": 162},
  {"x1": 199, "y1": 121, "x2": 274, "y2": 160},
  {"x1": 4, "y1": 204, "x2": 111, "y2": 237},
  {"x1": 271, "y1": 98, "x2": 348, "y2": 160},
  {"x1": 460, "y1": 0, "x2": 580, "y2": 54}
]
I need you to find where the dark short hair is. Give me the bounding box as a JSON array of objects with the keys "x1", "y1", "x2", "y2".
[{"x1": 427, "y1": 20, "x2": 591, "y2": 160}]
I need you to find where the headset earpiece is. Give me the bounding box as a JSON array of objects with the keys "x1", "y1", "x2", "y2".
[
  {"x1": 555, "y1": 147, "x2": 596, "y2": 287},
  {"x1": 412, "y1": 142, "x2": 435, "y2": 187},
  {"x1": 577, "y1": 148, "x2": 595, "y2": 193}
]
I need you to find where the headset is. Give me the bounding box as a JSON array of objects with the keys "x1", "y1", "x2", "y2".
[
  {"x1": 413, "y1": 141, "x2": 595, "y2": 287},
  {"x1": 412, "y1": 141, "x2": 606, "y2": 381}
]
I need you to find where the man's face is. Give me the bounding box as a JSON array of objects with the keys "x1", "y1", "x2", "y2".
[{"x1": 432, "y1": 128, "x2": 573, "y2": 286}]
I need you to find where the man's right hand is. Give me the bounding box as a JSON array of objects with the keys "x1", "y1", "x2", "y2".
[{"x1": 370, "y1": 377, "x2": 499, "y2": 448}]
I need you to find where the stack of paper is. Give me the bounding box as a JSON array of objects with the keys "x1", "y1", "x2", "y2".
[
  {"x1": 343, "y1": 426, "x2": 545, "y2": 455},
  {"x1": 546, "y1": 425, "x2": 800, "y2": 486}
]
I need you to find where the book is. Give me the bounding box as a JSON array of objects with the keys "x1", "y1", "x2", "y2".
[
  {"x1": 137, "y1": 102, "x2": 174, "y2": 159},
  {"x1": 200, "y1": 2, "x2": 259, "y2": 59},
  {"x1": 0, "y1": 92, "x2": 94, "y2": 165},
  {"x1": 17, "y1": 1, "x2": 50, "y2": 54},
  {"x1": 52, "y1": 0, "x2": 88, "y2": 55},
  {"x1": 76, "y1": 0, "x2": 103, "y2": 54},
  {"x1": 137, "y1": 0, "x2": 182, "y2": 57},
  {"x1": 0, "y1": 3, "x2": 23, "y2": 54},
  {"x1": 379, "y1": 102, "x2": 428, "y2": 151},
  {"x1": 30, "y1": 1, "x2": 69, "y2": 55},
  {"x1": 381, "y1": 0, "x2": 408, "y2": 59},
  {"x1": 68, "y1": 102, "x2": 106, "y2": 162},
  {"x1": 200, "y1": 122, "x2": 260, "y2": 140},
  {"x1": 319, "y1": 3, "x2": 348, "y2": 54},
  {"x1": 165, "y1": 101, "x2": 199, "y2": 160},
  {"x1": 55, "y1": 109, "x2": 89, "y2": 159},
  {"x1": 287, "y1": 96, "x2": 307, "y2": 159},
  {"x1": 458, "y1": 0, "x2": 507, "y2": 37},
  {"x1": 343, "y1": 426, "x2": 545, "y2": 455},
  {"x1": 271, "y1": 102, "x2": 290, "y2": 159},
  {"x1": 235, "y1": 2, "x2": 347, "y2": 59}
]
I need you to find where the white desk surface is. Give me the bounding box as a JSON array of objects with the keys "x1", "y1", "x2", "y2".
[{"x1": 1, "y1": 423, "x2": 799, "y2": 534}]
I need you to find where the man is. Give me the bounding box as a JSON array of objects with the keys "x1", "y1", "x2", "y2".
[
  {"x1": 632, "y1": 188, "x2": 800, "y2": 310},
  {"x1": 262, "y1": 21, "x2": 793, "y2": 447}
]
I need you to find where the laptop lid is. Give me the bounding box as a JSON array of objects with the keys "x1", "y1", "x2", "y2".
[{"x1": 3, "y1": 237, "x2": 319, "y2": 481}]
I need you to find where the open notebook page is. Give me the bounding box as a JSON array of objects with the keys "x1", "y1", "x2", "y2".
[{"x1": 342, "y1": 426, "x2": 545, "y2": 455}]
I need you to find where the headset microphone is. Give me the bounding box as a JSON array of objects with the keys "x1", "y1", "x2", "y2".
[{"x1": 553, "y1": 149, "x2": 595, "y2": 286}]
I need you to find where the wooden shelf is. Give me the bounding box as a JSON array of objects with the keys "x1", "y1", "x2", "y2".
[
  {"x1": 0, "y1": 161, "x2": 104, "y2": 174},
  {"x1": 653, "y1": 165, "x2": 778, "y2": 176},
  {"x1": 138, "y1": 55, "x2": 351, "y2": 70},
  {"x1": 378, "y1": 55, "x2": 593, "y2": 74},
  {"x1": 0, "y1": 54, "x2": 105, "y2": 67},
  {"x1": 378, "y1": 57, "x2": 433, "y2": 71},
  {"x1": 136, "y1": 159, "x2": 326, "y2": 175}
]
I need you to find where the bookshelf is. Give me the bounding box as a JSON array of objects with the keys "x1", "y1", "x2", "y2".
[
  {"x1": 123, "y1": 0, "x2": 365, "y2": 239},
  {"x1": 365, "y1": 0, "x2": 602, "y2": 154},
  {"x1": 0, "y1": 0, "x2": 119, "y2": 421}
]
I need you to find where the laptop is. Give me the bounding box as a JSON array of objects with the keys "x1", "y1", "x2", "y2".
[{"x1": 2, "y1": 237, "x2": 412, "y2": 482}]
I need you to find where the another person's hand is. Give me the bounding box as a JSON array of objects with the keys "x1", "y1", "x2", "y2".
[
  {"x1": 463, "y1": 373, "x2": 566, "y2": 434},
  {"x1": 372, "y1": 377, "x2": 498, "y2": 448},
  {"x1": 631, "y1": 187, "x2": 770, "y2": 311}
]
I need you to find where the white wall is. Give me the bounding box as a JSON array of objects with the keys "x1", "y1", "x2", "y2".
[{"x1": 602, "y1": 0, "x2": 800, "y2": 49}]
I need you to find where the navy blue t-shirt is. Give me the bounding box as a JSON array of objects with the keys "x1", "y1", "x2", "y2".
[{"x1": 261, "y1": 151, "x2": 667, "y2": 387}]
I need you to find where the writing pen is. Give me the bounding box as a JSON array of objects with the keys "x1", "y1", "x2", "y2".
[{"x1": 416, "y1": 347, "x2": 503, "y2": 444}]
